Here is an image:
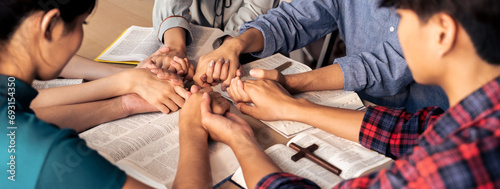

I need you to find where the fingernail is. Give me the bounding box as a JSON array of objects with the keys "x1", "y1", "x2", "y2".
[
  {"x1": 209, "y1": 60, "x2": 215, "y2": 67},
  {"x1": 225, "y1": 59, "x2": 230, "y2": 64},
  {"x1": 250, "y1": 69, "x2": 256, "y2": 76},
  {"x1": 171, "y1": 79, "x2": 180, "y2": 83},
  {"x1": 151, "y1": 69, "x2": 158, "y2": 74},
  {"x1": 158, "y1": 73, "x2": 164, "y2": 78},
  {"x1": 221, "y1": 86, "x2": 227, "y2": 91},
  {"x1": 218, "y1": 57, "x2": 224, "y2": 62}
]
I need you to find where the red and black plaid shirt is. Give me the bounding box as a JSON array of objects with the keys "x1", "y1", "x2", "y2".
[{"x1": 256, "y1": 77, "x2": 500, "y2": 189}]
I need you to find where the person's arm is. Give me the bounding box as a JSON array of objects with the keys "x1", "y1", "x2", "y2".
[
  {"x1": 60, "y1": 55, "x2": 128, "y2": 80},
  {"x1": 31, "y1": 68, "x2": 188, "y2": 114},
  {"x1": 33, "y1": 94, "x2": 158, "y2": 132},
  {"x1": 195, "y1": 0, "x2": 340, "y2": 88},
  {"x1": 174, "y1": 91, "x2": 231, "y2": 188},
  {"x1": 247, "y1": 64, "x2": 344, "y2": 94},
  {"x1": 229, "y1": 78, "x2": 443, "y2": 157},
  {"x1": 197, "y1": 92, "x2": 283, "y2": 188}
]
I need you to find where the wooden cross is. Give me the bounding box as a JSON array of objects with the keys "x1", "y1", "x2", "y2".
[{"x1": 290, "y1": 142, "x2": 342, "y2": 175}]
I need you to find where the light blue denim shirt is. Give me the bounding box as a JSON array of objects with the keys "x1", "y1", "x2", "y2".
[{"x1": 240, "y1": 0, "x2": 449, "y2": 112}]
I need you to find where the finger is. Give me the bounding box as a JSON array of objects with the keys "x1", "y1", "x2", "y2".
[
  {"x1": 229, "y1": 78, "x2": 242, "y2": 102},
  {"x1": 206, "y1": 60, "x2": 215, "y2": 83},
  {"x1": 156, "y1": 103, "x2": 171, "y2": 114},
  {"x1": 220, "y1": 59, "x2": 230, "y2": 85},
  {"x1": 237, "y1": 65, "x2": 245, "y2": 77},
  {"x1": 191, "y1": 85, "x2": 200, "y2": 93},
  {"x1": 173, "y1": 56, "x2": 188, "y2": 73},
  {"x1": 212, "y1": 58, "x2": 224, "y2": 82},
  {"x1": 170, "y1": 61, "x2": 183, "y2": 75},
  {"x1": 222, "y1": 63, "x2": 238, "y2": 90},
  {"x1": 185, "y1": 58, "x2": 195, "y2": 81},
  {"x1": 224, "y1": 112, "x2": 248, "y2": 126},
  {"x1": 174, "y1": 86, "x2": 191, "y2": 100},
  {"x1": 168, "y1": 65, "x2": 177, "y2": 73},
  {"x1": 162, "y1": 98, "x2": 179, "y2": 112},
  {"x1": 250, "y1": 69, "x2": 278, "y2": 80},
  {"x1": 236, "y1": 79, "x2": 251, "y2": 102},
  {"x1": 153, "y1": 57, "x2": 164, "y2": 69},
  {"x1": 236, "y1": 103, "x2": 257, "y2": 117},
  {"x1": 200, "y1": 92, "x2": 213, "y2": 116}
]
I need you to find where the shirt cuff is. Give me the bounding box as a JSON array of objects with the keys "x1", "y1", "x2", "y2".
[
  {"x1": 335, "y1": 55, "x2": 367, "y2": 92},
  {"x1": 157, "y1": 16, "x2": 193, "y2": 46},
  {"x1": 239, "y1": 21, "x2": 277, "y2": 58},
  {"x1": 212, "y1": 30, "x2": 238, "y2": 49},
  {"x1": 359, "y1": 106, "x2": 403, "y2": 156},
  {"x1": 256, "y1": 172, "x2": 320, "y2": 189}
]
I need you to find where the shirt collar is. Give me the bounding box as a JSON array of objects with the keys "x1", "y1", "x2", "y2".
[
  {"x1": 431, "y1": 76, "x2": 500, "y2": 139},
  {"x1": 0, "y1": 75, "x2": 38, "y2": 111}
]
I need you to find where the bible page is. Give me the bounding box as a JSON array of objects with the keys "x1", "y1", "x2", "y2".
[
  {"x1": 96, "y1": 26, "x2": 161, "y2": 62},
  {"x1": 32, "y1": 79, "x2": 84, "y2": 90},
  {"x1": 80, "y1": 112, "x2": 239, "y2": 189},
  {"x1": 231, "y1": 144, "x2": 343, "y2": 189},
  {"x1": 287, "y1": 129, "x2": 393, "y2": 180}
]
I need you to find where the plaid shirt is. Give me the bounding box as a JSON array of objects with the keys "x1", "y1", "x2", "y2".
[{"x1": 256, "y1": 77, "x2": 500, "y2": 189}]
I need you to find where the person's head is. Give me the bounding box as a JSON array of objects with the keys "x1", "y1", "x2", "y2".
[
  {"x1": 380, "y1": 0, "x2": 500, "y2": 85},
  {"x1": 0, "y1": 0, "x2": 96, "y2": 80}
]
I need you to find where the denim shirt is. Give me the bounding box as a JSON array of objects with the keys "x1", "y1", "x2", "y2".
[{"x1": 240, "y1": 0, "x2": 449, "y2": 112}]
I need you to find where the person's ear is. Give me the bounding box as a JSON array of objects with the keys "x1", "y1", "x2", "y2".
[
  {"x1": 432, "y1": 13, "x2": 458, "y2": 58},
  {"x1": 40, "y1": 9, "x2": 62, "y2": 41}
]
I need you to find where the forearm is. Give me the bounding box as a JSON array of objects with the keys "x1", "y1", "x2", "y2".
[
  {"x1": 31, "y1": 71, "x2": 131, "y2": 108},
  {"x1": 163, "y1": 27, "x2": 187, "y2": 57},
  {"x1": 285, "y1": 64, "x2": 344, "y2": 93},
  {"x1": 230, "y1": 134, "x2": 282, "y2": 188},
  {"x1": 174, "y1": 130, "x2": 212, "y2": 188},
  {"x1": 226, "y1": 28, "x2": 265, "y2": 55},
  {"x1": 60, "y1": 55, "x2": 128, "y2": 80},
  {"x1": 33, "y1": 97, "x2": 128, "y2": 132},
  {"x1": 287, "y1": 99, "x2": 365, "y2": 143}
]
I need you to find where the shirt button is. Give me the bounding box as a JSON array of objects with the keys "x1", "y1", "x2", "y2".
[{"x1": 390, "y1": 27, "x2": 395, "y2": 32}]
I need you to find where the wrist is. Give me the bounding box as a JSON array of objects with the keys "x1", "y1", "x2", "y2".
[
  {"x1": 284, "y1": 98, "x2": 312, "y2": 121},
  {"x1": 223, "y1": 37, "x2": 245, "y2": 55},
  {"x1": 228, "y1": 132, "x2": 259, "y2": 151}
]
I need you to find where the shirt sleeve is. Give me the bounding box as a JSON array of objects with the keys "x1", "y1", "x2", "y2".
[
  {"x1": 36, "y1": 130, "x2": 126, "y2": 189},
  {"x1": 239, "y1": 0, "x2": 340, "y2": 58},
  {"x1": 222, "y1": 0, "x2": 279, "y2": 37},
  {"x1": 336, "y1": 36, "x2": 413, "y2": 96},
  {"x1": 256, "y1": 172, "x2": 320, "y2": 189},
  {"x1": 153, "y1": 0, "x2": 193, "y2": 45},
  {"x1": 359, "y1": 106, "x2": 444, "y2": 159}
]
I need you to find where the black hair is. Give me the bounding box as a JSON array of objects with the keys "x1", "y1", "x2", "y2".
[
  {"x1": 0, "y1": 0, "x2": 96, "y2": 43},
  {"x1": 380, "y1": 0, "x2": 500, "y2": 64}
]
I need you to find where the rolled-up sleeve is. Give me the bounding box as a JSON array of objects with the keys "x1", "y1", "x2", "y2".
[
  {"x1": 239, "y1": 0, "x2": 340, "y2": 58},
  {"x1": 336, "y1": 36, "x2": 413, "y2": 96},
  {"x1": 153, "y1": 0, "x2": 193, "y2": 44}
]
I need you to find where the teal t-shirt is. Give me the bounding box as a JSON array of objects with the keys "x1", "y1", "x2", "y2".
[{"x1": 0, "y1": 75, "x2": 126, "y2": 189}]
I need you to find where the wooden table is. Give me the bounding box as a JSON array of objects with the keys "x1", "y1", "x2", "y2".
[{"x1": 77, "y1": 1, "x2": 288, "y2": 188}]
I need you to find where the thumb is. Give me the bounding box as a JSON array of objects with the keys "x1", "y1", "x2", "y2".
[
  {"x1": 200, "y1": 92, "x2": 213, "y2": 116},
  {"x1": 236, "y1": 103, "x2": 257, "y2": 117},
  {"x1": 249, "y1": 69, "x2": 278, "y2": 80}
]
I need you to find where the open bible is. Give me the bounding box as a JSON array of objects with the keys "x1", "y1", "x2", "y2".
[
  {"x1": 79, "y1": 112, "x2": 240, "y2": 189},
  {"x1": 215, "y1": 54, "x2": 365, "y2": 138},
  {"x1": 231, "y1": 129, "x2": 393, "y2": 188},
  {"x1": 95, "y1": 25, "x2": 224, "y2": 65}
]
